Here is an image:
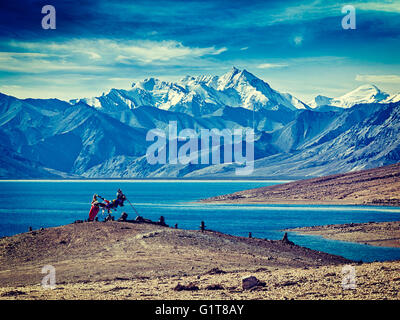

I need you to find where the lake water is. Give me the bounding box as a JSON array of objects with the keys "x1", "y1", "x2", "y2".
[{"x1": 1, "y1": 180, "x2": 400, "y2": 262}]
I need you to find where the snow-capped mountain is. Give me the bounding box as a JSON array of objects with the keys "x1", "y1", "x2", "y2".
[
  {"x1": 309, "y1": 84, "x2": 390, "y2": 109},
  {"x1": 1, "y1": 68, "x2": 400, "y2": 179},
  {"x1": 72, "y1": 67, "x2": 310, "y2": 117},
  {"x1": 383, "y1": 93, "x2": 400, "y2": 104},
  {"x1": 308, "y1": 95, "x2": 334, "y2": 109}
]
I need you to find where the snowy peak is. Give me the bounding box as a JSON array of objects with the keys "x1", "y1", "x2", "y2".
[
  {"x1": 73, "y1": 67, "x2": 310, "y2": 115},
  {"x1": 220, "y1": 66, "x2": 240, "y2": 82},
  {"x1": 310, "y1": 84, "x2": 390, "y2": 109},
  {"x1": 217, "y1": 67, "x2": 262, "y2": 90},
  {"x1": 383, "y1": 92, "x2": 400, "y2": 104},
  {"x1": 308, "y1": 95, "x2": 334, "y2": 108},
  {"x1": 213, "y1": 67, "x2": 308, "y2": 111},
  {"x1": 179, "y1": 74, "x2": 219, "y2": 89},
  {"x1": 134, "y1": 77, "x2": 158, "y2": 91},
  {"x1": 338, "y1": 84, "x2": 389, "y2": 107}
]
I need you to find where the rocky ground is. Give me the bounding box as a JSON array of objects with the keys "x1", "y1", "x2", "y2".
[
  {"x1": 201, "y1": 162, "x2": 400, "y2": 206},
  {"x1": 0, "y1": 221, "x2": 399, "y2": 300},
  {"x1": 286, "y1": 221, "x2": 400, "y2": 248}
]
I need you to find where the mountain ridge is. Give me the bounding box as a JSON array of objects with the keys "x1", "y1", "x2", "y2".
[
  {"x1": 0, "y1": 68, "x2": 399, "y2": 179},
  {"x1": 72, "y1": 67, "x2": 311, "y2": 116}
]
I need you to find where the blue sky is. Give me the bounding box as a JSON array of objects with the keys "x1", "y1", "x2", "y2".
[{"x1": 0, "y1": 0, "x2": 399, "y2": 102}]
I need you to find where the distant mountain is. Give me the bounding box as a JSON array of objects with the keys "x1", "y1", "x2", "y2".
[
  {"x1": 1, "y1": 68, "x2": 400, "y2": 179},
  {"x1": 309, "y1": 84, "x2": 390, "y2": 109},
  {"x1": 71, "y1": 67, "x2": 310, "y2": 118},
  {"x1": 0, "y1": 93, "x2": 148, "y2": 176},
  {"x1": 384, "y1": 93, "x2": 400, "y2": 104},
  {"x1": 0, "y1": 144, "x2": 68, "y2": 179}
]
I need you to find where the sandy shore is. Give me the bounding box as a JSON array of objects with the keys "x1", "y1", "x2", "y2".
[
  {"x1": 201, "y1": 163, "x2": 400, "y2": 206},
  {"x1": 287, "y1": 221, "x2": 400, "y2": 248}
]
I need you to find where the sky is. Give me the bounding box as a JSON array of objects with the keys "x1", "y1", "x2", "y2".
[{"x1": 0, "y1": 0, "x2": 399, "y2": 102}]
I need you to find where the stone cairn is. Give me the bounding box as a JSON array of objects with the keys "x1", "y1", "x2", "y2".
[{"x1": 200, "y1": 221, "x2": 206, "y2": 232}]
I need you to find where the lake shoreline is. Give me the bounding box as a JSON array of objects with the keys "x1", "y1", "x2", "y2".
[
  {"x1": 286, "y1": 221, "x2": 400, "y2": 248},
  {"x1": 200, "y1": 163, "x2": 400, "y2": 207},
  {"x1": 199, "y1": 199, "x2": 400, "y2": 207}
]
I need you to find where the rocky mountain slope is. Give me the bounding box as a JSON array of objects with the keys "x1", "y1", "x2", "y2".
[{"x1": 1, "y1": 68, "x2": 399, "y2": 178}]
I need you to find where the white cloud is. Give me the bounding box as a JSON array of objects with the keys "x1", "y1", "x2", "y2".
[
  {"x1": 108, "y1": 77, "x2": 133, "y2": 81},
  {"x1": 262, "y1": 1, "x2": 400, "y2": 26},
  {"x1": 115, "y1": 40, "x2": 226, "y2": 64},
  {"x1": 356, "y1": 74, "x2": 400, "y2": 83},
  {"x1": 212, "y1": 47, "x2": 228, "y2": 55},
  {"x1": 0, "y1": 51, "x2": 107, "y2": 73},
  {"x1": 0, "y1": 85, "x2": 21, "y2": 90},
  {"x1": 358, "y1": 2, "x2": 400, "y2": 14},
  {"x1": 87, "y1": 51, "x2": 101, "y2": 60},
  {"x1": 3, "y1": 39, "x2": 227, "y2": 70},
  {"x1": 257, "y1": 63, "x2": 288, "y2": 69}
]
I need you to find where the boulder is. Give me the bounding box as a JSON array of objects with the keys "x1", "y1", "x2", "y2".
[
  {"x1": 242, "y1": 276, "x2": 265, "y2": 290},
  {"x1": 173, "y1": 282, "x2": 199, "y2": 291},
  {"x1": 205, "y1": 284, "x2": 224, "y2": 290}
]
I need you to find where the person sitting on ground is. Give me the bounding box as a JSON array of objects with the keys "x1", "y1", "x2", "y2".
[
  {"x1": 88, "y1": 194, "x2": 102, "y2": 221},
  {"x1": 115, "y1": 189, "x2": 127, "y2": 207},
  {"x1": 104, "y1": 189, "x2": 127, "y2": 212}
]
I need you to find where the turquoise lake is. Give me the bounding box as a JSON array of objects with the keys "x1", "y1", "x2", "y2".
[{"x1": 1, "y1": 180, "x2": 400, "y2": 262}]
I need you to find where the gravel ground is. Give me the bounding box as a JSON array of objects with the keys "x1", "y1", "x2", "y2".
[{"x1": 1, "y1": 261, "x2": 399, "y2": 300}]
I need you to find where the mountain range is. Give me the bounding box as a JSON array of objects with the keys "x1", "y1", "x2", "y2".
[{"x1": 1, "y1": 67, "x2": 399, "y2": 179}]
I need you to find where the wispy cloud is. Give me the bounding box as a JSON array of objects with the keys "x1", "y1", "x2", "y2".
[
  {"x1": 108, "y1": 77, "x2": 134, "y2": 82},
  {"x1": 0, "y1": 51, "x2": 107, "y2": 73},
  {"x1": 264, "y1": 0, "x2": 400, "y2": 25},
  {"x1": 114, "y1": 40, "x2": 227, "y2": 65},
  {"x1": 0, "y1": 85, "x2": 21, "y2": 90},
  {"x1": 0, "y1": 1, "x2": 399, "y2": 101},
  {"x1": 356, "y1": 74, "x2": 400, "y2": 83},
  {"x1": 358, "y1": 1, "x2": 400, "y2": 14},
  {"x1": 4, "y1": 39, "x2": 227, "y2": 70},
  {"x1": 257, "y1": 63, "x2": 289, "y2": 69}
]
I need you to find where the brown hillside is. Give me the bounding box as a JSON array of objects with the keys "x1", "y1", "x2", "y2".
[
  {"x1": 202, "y1": 163, "x2": 400, "y2": 206},
  {"x1": 0, "y1": 221, "x2": 350, "y2": 287}
]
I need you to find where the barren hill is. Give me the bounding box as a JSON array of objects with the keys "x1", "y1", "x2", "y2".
[
  {"x1": 2, "y1": 221, "x2": 400, "y2": 300},
  {"x1": 0, "y1": 221, "x2": 349, "y2": 287},
  {"x1": 202, "y1": 162, "x2": 400, "y2": 206}
]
